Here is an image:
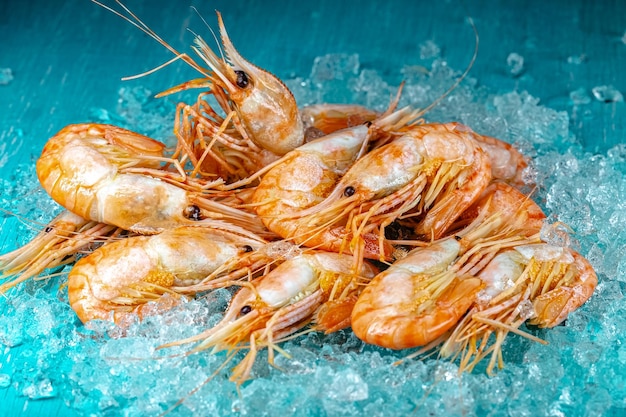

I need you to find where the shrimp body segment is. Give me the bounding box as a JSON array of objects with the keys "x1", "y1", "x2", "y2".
[
  {"x1": 68, "y1": 226, "x2": 265, "y2": 324},
  {"x1": 517, "y1": 244, "x2": 598, "y2": 328},
  {"x1": 351, "y1": 238, "x2": 483, "y2": 349},
  {"x1": 37, "y1": 123, "x2": 263, "y2": 236}
]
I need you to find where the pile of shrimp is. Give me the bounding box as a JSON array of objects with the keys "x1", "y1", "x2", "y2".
[{"x1": 0, "y1": 1, "x2": 597, "y2": 393}]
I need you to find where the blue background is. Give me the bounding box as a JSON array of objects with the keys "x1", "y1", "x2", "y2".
[{"x1": 0, "y1": 0, "x2": 625, "y2": 415}]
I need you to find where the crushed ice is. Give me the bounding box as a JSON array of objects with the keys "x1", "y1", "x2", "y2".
[{"x1": 1, "y1": 48, "x2": 625, "y2": 416}]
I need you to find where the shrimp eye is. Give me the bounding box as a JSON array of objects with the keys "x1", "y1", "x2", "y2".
[
  {"x1": 241, "y1": 245, "x2": 253, "y2": 253},
  {"x1": 364, "y1": 120, "x2": 373, "y2": 127},
  {"x1": 454, "y1": 235, "x2": 462, "y2": 241},
  {"x1": 240, "y1": 305, "x2": 252, "y2": 315},
  {"x1": 343, "y1": 186, "x2": 356, "y2": 197},
  {"x1": 235, "y1": 70, "x2": 249, "y2": 88},
  {"x1": 184, "y1": 205, "x2": 203, "y2": 221},
  {"x1": 44, "y1": 226, "x2": 53, "y2": 233}
]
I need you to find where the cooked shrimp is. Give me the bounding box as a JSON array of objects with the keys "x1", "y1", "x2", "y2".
[
  {"x1": 440, "y1": 242, "x2": 597, "y2": 375},
  {"x1": 252, "y1": 107, "x2": 419, "y2": 260},
  {"x1": 161, "y1": 251, "x2": 378, "y2": 384},
  {"x1": 281, "y1": 122, "x2": 491, "y2": 266},
  {"x1": 36, "y1": 123, "x2": 268, "y2": 237},
  {"x1": 0, "y1": 211, "x2": 119, "y2": 292},
  {"x1": 351, "y1": 238, "x2": 483, "y2": 349},
  {"x1": 68, "y1": 226, "x2": 266, "y2": 324},
  {"x1": 351, "y1": 182, "x2": 547, "y2": 350}
]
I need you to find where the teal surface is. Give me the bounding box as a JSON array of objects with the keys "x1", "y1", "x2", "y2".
[{"x1": 0, "y1": 0, "x2": 625, "y2": 416}]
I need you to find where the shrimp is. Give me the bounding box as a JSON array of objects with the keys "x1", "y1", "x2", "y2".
[
  {"x1": 0, "y1": 211, "x2": 120, "y2": 292},
  {"x1": 252, "y1": 107, "x2": 419, "y2": 260},
  {"x1": 439, "y1": 243, "x2": 597, "y2": 375},
  {"x1": 351, "y1": 182, "x2": 546, "y2": 350},
  {"x1": 36, "y1": 123, "x2": 268, "y2": 238},
  {"x1": 278, "y1": 122, "x2": 492, "y2": 266},
  {"x1": 161, "y1": 251, "x2": 379, "y2": 384},
  {"x1": 95, "y1": 2, "x2": 407, "y2": 183},
  {"x1": 68, "y1": 226, "x2": 267, "y2": 324}
]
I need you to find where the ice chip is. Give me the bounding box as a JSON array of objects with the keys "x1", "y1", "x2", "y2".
[
  {"x1": 569, "y1": 87, "x2": 591, "y2": 105},
  {"x1": 327, "y1": 368, "x2": 368, "y2": 401},
  {"x1": 0, "y1": 373, "x2": 11, "y2": 388},
  {"x1": 592, "y1": 85, "x2": 624, "y2": 103},
  {"x1": 506, "y1": 52, "x2": 525, "y2": 76},
  {"x1": 0, "y1": 68, "x2": 13, "y2": 85},
  {"x1": 261, "y1": 240, "x2": 302, "y2": 259},
  {"x1": 540, "y1": 222, "x2": 574, "y2": 248},
  {"x1": 310, "y1": 53, "x2": 360, "y2": 82},
  {"x1": 22, "y1": 378, "x2": 57, "y2": 400},
  {"x1": 419, "y1": 40, "x2": 441, "y2": 59}
]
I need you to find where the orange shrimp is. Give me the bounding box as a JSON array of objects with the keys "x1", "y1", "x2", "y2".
[
  {"x1": 351, "y1": 182, "x2": 546, "y2": 350},
  {"x1": 252, "y1": 107, "x2": 419, "y2": 260},
  {"x1": 280, "y1": 122, "x2": 492, "y2": 265},
  {"x1": 68, "y1": 226, "x2": 267, "y2": 324},
  {"x1": 439, "y1": 242, "x2": 597, "y2": 375},
  {"x1": 160, "y1": 251, "x2": 378, "y2": 384},
  {"x1": 36, "y1": 123, "x2": 268, "y2": 237}
]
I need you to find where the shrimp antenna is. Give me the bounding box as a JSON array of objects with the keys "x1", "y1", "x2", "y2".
[
  {"x1": 190, "y1": 6, "x2": 227, "y2": 62},
  {"x1": 90, "y1": 0, "x2": 209, "y2": 79},
  {"x1": 414, "y1": 16, "x2": 479, "y2": 119}
]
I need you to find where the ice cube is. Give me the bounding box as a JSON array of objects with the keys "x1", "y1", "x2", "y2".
[
  {"x1": 507, "y1": 52, "x2": 525, "y2": 77},
  {"x1": 592, "y1": 85, "x2": 624, "y2": 103},
  {"x1": 0, "y1": 68, "x2": 13, "y2": 85}
]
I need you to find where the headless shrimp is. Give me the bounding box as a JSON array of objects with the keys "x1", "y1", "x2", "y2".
[
  {"x1": 0, "y1": 211, "x2": 120, "y2": 292},
  {"x1": 351, "y1": 182, "x2": 547, "y2": 350},
  {"x1": 36, "y1": 123, "x2": 267, "y2": 237},
  {"x1": 68, "y1": 226, "x2": 266, "y2": 324},
  {"x1": 252, "y1": 107, "x2": 419, "y2": 260},
  {"x1": 161, "y1": 251, "x2": 378, "y2": 384}
]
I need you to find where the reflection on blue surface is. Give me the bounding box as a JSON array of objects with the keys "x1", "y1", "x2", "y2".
[{"x1": 0, "y1": 0, "x2": 625, "y2": 416}]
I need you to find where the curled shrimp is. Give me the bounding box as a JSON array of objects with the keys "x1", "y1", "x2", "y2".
[
  {"x1": 252, "y1": 106, "x2": 419, "y2": 260},
  {"x1": 36, "y1": 123, "x2": 267, "y2": 237},
  {"x1": 0, "y1": 211, "x2": 120, "y2": 292},
  {"x1": 68, "y1": 226, "x2": 267, "y2": 324},
  {"x1": 280, "y1": 122, "x2": 492, "y2": 266},
  {"x1": 440, "y1": 242, "x2": 597, "y2": 375},
  {"x1": 161, "y1": 251, "x2": 378, "y2": 384},
  {"x1": 351, "y1": 182, "x2": 546, "y2": 349}
]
